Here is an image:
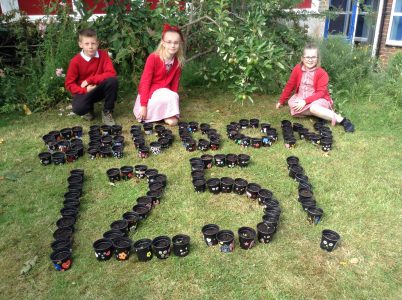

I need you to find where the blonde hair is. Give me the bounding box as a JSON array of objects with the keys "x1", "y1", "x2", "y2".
[
  {"x1": 300, "y1": 43, "x2": 321, "y2": 68},
  {"x1": 155, "y1": 31, "x2": 185, "y2": 68}
]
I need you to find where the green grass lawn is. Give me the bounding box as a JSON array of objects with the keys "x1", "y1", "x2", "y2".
[{"x1": 0, "y1": 89, "x2": 401, "y2": 299}]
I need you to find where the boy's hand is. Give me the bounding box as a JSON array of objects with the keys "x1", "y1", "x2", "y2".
[
  {"x1": 86, "y1": 85, "x2": 96, "y2": 92},
  {"x1": 276, "y1": 102, "x2": 282, "y2": 109},
  {"x1": 138, "y1": 106, "x2": 147, "y2": 121},
  {"x1": 81, "y1": 80, "x2": 88, "y2": 88}
]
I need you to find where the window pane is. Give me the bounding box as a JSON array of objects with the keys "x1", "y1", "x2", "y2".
[
  {"x1": 355, "y1": 15, "x2": 369, "y2": 38},
  {"x1": 390, "y1": 16, "x2": 402, "y2": 41},
  {"x1": 395, "y1": 0, "x2": 402, "y2": 13},
  {"x1": 329, "y1": 15, "x2": 347, "y2": 34}
]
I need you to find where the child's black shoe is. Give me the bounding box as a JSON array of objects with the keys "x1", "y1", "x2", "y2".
[{"x1": 340, "y1": 118, "x2": 355, "y2": 133}]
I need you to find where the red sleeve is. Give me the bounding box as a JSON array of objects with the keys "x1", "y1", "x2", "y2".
[
  {"x1": 86, "y1": 51, "x2": 116, "y2": 85},
  {"x1": 170, "y1": 66, "x2": 182, "y2": 92},
  {"x1": 304, "y1": 69, "x2": 329, "y2": 104},
  {"x1": 138, "y1": 54, "x2": 156, "y2": 106},
  {"x1": 279, "y1": 65, "x2": 299, "y2": 105},
  {"x1": 65, "y1": 57, "x2": 87, "y2": 95}
]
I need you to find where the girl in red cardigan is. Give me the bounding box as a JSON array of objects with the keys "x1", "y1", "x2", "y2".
[
  {"x1": 133, "y1": 24, "x2": 185, "y2": 126},
  {"x1": 276, "y1": 44, "x2": 354, "y2": 132}
]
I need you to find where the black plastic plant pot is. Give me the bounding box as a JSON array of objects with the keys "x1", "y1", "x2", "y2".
[
  {"x1": 111, "y1": 124, "x2": 122, "y2": 136},
  {"x1": 50, "y1": 248, "x2": 72, "y2": 271},
  {"x1": 201, "y1": 224, "x2": 220, "y2": 246},
  {"x1": 262, "y1": 215, "x2": 278, "y2": 231},
  {"x1": 172, "y1": 234, "x2": 190, "y2": 257},
  {"x1": 48, "y1": 130, "x2": 62, "y2": 141},
  {"x1": 99, "y1": 146, "x2": 113, "y2": 158},
  {"x1": 60, "y1": 207, "x2": 78, "y2": 218},
  {"x1": 122, "y1": 211, "x2": 140, "y2": 232},
  {"x1": 149, "y1": 182, "x2": 164, "y2": 194},
  {"x1": 321, "y1": 138, "x2": 333, "y2": 152},
  {"x1": 214, "y1": 154, "x2": 226, "y2": 167},
  {"x1": 152, "y1": 236, "x2": 171, "y2": 259},
  {"x1": 299, "y1": 181, "x2": 313, "y2": 190},
  {"x1": 93, "y1": 238, "x2": 113, "y2": 261},
  {"x1": 53, "y1": 228, "x2": 73, "y2": 243},
  {"x1": 281, "y1": 120, "x2": 292, "y2": 128},
  {"x1": 51, "y1": 152, "x2": 66, "y2": 165},
  {"x1": 200, "y1": 123, "x2": 211, "y2": 134},
  {"x1": 110, "y1": 219, "x2": 129, "y2": 236},
  {"x1": 68, "y1": 174, "x2": 83, "y2": 185},
  {"x1": 112, "y1": 145, "x2": 124, "y2": 159},
  {"x1": 57, "y1": 140, "x2": 70, "y2": 153},
  {"x1": 101, "y1": 125, "x2": 112, "y2": 136},
  {"x1": 233, "y1": 178, "x2": 248, "y2": 195},
  {"x1": 257, "y1": 222, "x2": 276, "y2": 244},
  {"x1": 298, "y1": 128, "x2": 309, "y2": 139},
  {"x1": 137, "y1": 196, "x2": 153, "y2": 210},
  {"x1": 251, "y1": 138, "x2": 262, "y2": 149},
  {"x1": 71, "y1": 126, "x2": 83, "y2": 139},
  {"x1": 292, "y1": 123, "x2": 304, "y2": 132},
  {"x1": 191, "y1": 170, "x2": 205, "y2": 180},
  {"x1": 263, "y1": 206, "x2": 282, "y2": 217},
  {"x1": 51, "y1": 239, "x2": 72, "y2": 252},
  {"x1": 68, "y1": 184, "x2": 83, "y2": 197},
  {"x1": 103, "y1": 229, "x2": 124, "y2": 242},
  {"x1": 65, "y1": 149, "x2": 78, "y2": 163},
  {"x1": 239, "y1": 119, "x2": 249, "y2": 129},
  {"x1": 262, "y1": 198, "x2": 280, "y2": 210},
  {"x1": 113, "y1": 135, "x2": 125, "y2": 147},
  {"x1": 186, "y1": 139, "x2": 197, "y2": 152},
  {"x1": 310, "y1": 134, "x2": 321, "y2": 145},
  {"x1": 220, "y1": 177, "x2": 234, "y2": 193},
  {"x1": 197, "y1": 139, "x2": 210, "y2": 151},
  {"x1": 258, "y1": 189, "x2": 273, "y2": 205},
  {"x1": 143, "y1": 122, "x2": 153, "y2": 135},
  {"x1": 289, "y1": 164, "x2": 304, "y2": 179},
  {"x1": 246, "y1": 183, "x2": 261, "y2": 200},
  {"x1": 145, "y1": 169, "x2": 159, "y2": 183},
  {"x1": 138, "y1": 145, "x2": 150, "y2": 159},
  {"x1": 130, "y1": 124, "x2": 142, "y2": 132},
  {"x1": 154, "y1": 174, "x2": 167, "y2": 187},
  {"x1": 71, "y1": 144, "x2": 84, "y2": 157},
  {"x1": 238, "y1": 227, "x2": 256, "y2": 250},
  {"x1": 226, "y1": 154, "x2": 238, "y2": 168},
  {"x1": 158, "y1": 137, "x2": 170, "y2": 149},
  {"x1": 132, "y1": 204, "x2": 151, "y2": 220},
  {"x1": 206, "y1": 178, "x2": 221, "y2": 194},
  {"x1": 149, "y1": 142, "x2": 161, "y2": 155},
  {"x1": 238, "y1": 154, "x2": 251, "y2": 168},
  {"x1": 191, "y1": 163, "x2": 204, "y2": 173},
  {"x1": 286, "y1": 156, "x2": 299, "y2": 169},
  {"x1": 250, "y1": 118, "x2": 260, "y2": 128},
  {"x1": 43, "y1": 133, "x2": 56, "y2": 145},
  {"x1": 155, "y1": 124, "x2": 165, "y2": 136},
  {"x1": 56, "y1": 216, "x2": 76, "y2": 232},
  {"x1": 260, "y1": 123, "x2": 271, "y2": 133},
  {"x1": 101, "y1": 135, "x2": 113, "y2": 147},
  {"x1": 320, "y1": 229, "x2": 341, "y2": 252},
  {"x1": 70, "y1": 168, "x2": 84, "y2": 177},
  {"x1": 134, "y1": 164, "x2": 148, "y2": 179},
  {"x1": 120, "y1": 165, "x2": 134, "y2": 180},
  {"x1": 87, "y1": 147, "x2": 99, "y2": 160},
  {"x1": 301, "y1": 199, "x2": 317, "y2": 211},
  {"x1": 201, "y1": 154, "x2": 213, "y2": 169},
  {"x1": 106, "y1": 168, "x2": 121, "y2": 182},
  {"x1": 147, "y1": 190, "x2": 163, "y2": 206},
  {"x1": 284, "y1": 136, "x2": 296, "y2": 148},
  {"x1": 193, "y1": 178, "x2": 206, "y2": 193},
  {"x1": 112, "y1": 236, "x2": 133, "y2": 261},
  {"x1": 63, "y1": 199, "x2": 80, "y2": 209},
  {"x1": 64, "y1": 191, "x2": 80, "y2": 200},
  {"x1": 60, "y1": 127, "x2": 73, "y2": 140},
  {"x1": 298, "y1": 188, "x2": 314, "y2": 202},
  {"x1": 39, "y1": 152, "x2": 52, "y2": 165},
  {"x1": 134, "y1": 137, "x2": 145, "y2": 149},
  {"x1": 241, "y1": 136, "x2": 251, "y2": 148},
  {"x1": 307, "y1": 207, "x2": 324, "y2": 225},
  {"x1": 295, "y1": 173, "x2": 309, "y2": 184},
  {"x1": 134, "y1": 238, "x2": 153, "y2": 262},
  {"x1": 216, "y1": 230, "x2": 235, "y2": 253}
]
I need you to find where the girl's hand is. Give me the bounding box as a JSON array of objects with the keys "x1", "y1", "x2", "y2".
[
  {"x1": 86, "y1": 85, "x2": 96, "y2": 92},
  {"x1": 276, "y1": 102, "x2": 282, "y2": 109},
  {"x1": 294, "y1": 99, "x2": 306, "y2": 111},
  {"x1": 138, "y1": 106, "x2": 147, "y2": 121},
  {"x1": 81, "y1": 80, "x2": 88, "y2": 88}
]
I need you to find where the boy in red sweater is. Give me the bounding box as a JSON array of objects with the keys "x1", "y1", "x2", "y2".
[{"x1": 65, "y1": 28, "x2": 118, "y2": 125}]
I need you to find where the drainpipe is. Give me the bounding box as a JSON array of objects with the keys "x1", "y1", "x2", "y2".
[{"x1": 372, "y1": 0, "x2": 387, "y2": 57}]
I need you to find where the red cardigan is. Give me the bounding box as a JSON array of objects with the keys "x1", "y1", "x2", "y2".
[
  {"x1": 138, "y1": 53, "x2": 182, "y2": 106},
  {"x1": 279, "y1": 64, "x2": 332, "y2": 105},
  {"x1": 65, "y1": 50, "x2": 116, "y2": 95}
]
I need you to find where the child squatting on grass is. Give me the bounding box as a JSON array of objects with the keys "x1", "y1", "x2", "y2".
[
  {"x1": 276, "y1": 43, "x2": 355, "y2": 132},
  {"x1": 65, "y1": 28, "x2": 118, "y2": 126},
  {"x1": 133, "y1": 23, "x2": 185, "y2": 126}
]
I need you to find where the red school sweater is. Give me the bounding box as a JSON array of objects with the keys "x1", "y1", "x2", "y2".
[
  {"x1": 138, "y1": 53, "x2": 182, "y2": 106},
  {"x1": 278, "y1": 64, "x2": 333, "y2": 106},
  {"x1": 65, "y1": 50, "x2": 117, "y2": 95}
]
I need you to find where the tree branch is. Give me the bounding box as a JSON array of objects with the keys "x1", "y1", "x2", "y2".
[
  {"x1": 185, "y1": 47, "x2": 215, "y2": 63},
  {"x1": 180, "y1": 15, "x2": 218, "y2": 29}
]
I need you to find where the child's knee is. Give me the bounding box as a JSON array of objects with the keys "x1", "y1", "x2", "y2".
[
  {"x1": 164, "y1": 117, "x2": 178, "y2": 126},
  {"x1": 309, "y1": 105, "x2": 320, "y2": 114},
  {"x1": 104, "y1": 77, "x2": 118, "y2": 88}
]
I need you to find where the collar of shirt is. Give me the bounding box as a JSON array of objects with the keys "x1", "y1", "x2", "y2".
[
  {"x1": 301, "y1": 65, "x2": 317, "y2": 72},
  {"x1": 80, "y1": 50, "x2": 99, "y2": 62}
]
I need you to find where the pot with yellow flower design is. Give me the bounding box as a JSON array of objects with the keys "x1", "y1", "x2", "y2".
[
  {"x1": 134, "y1": 238, "x2": 153, "y2": 262},
  {"x1": 112, "y1": 236, "x2": 132, "y2": 261}
]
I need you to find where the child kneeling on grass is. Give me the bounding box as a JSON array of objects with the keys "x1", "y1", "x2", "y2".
[
  {"x1": 276, "y1": 43, "x2": 355, "y2": 132},
  {"x1": 65, "y1": 28, "x2": 118, "y2": 126}
]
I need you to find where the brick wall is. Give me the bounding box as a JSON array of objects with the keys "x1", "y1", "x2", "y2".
[{"x1": 378, "y1": 0, "x2": 402, "y2": 63}]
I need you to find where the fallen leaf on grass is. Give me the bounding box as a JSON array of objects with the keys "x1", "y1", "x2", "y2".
[
  {"x1": 25, "y1": 168, "x2": 33, "y2": 173},
  {"x1": 108, "y1": 182, "x2": 116, "y2": 187},
  {"x1": 66, "y1": 104, "x2": 72, "y2": 110},
  {"x1": 0, "y1": 176, "x2": 4, "y2": 180},
  {"x1": 23, "y1": 104, "x2": 32, "y2": 116},
  {"x1": 0, "y1": 138, "x2": 4, "y2": 144},
  {"x1": 215, "y1": 110, "x2": 220, "y2": 113},
  {"x1": 340, "y1": 261, "x2": 348, "y2": 266},
  {"x1": 20, "y1": 255, "x2": 38, "y2": 275},
  {"x1": 5, "y1": 174, "x2": 17, "y2": 181},
  {"x1": 350, "y1": 258, "x2": 359, "y2": 264}
]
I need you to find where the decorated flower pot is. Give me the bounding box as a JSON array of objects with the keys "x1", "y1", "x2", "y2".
[
  {"x1": 250, "y1": 118, "x2": 259, "y2": 128},
  {"x1": 147, "y1": 190, "x2": 163, "y2": 206},
  {"x1": 185, "y1": 139, "x2": 197, "y2": 152},
  {"x1": 257, "y1": 189, "x2": 273, "y2": 205},
  {"x1": 238, "y1": 227, "x2": 256, "y2": 250},
  {"x1": 110, "y1": 219, "x2": 129, "y2": 236},
  {"x1": 216, "y1": 230, "x2": 235, "y2": 253},
  {"x1": 150, "y1": 141, "x2": 162, "y2": 155},
  {"x1": 138, "y1": 145, "x2": 150, "y2": 158},
  {"x1": 321, "y1": 138, "x2": 332, "y2": 152},
  {"x1": 298, "y1": 128, "x2": 309, "y2": 139},
  {"x1": 200, "y1": 123, "x2": 210, "y2": 134},
  {"x1": 122, "y1": 211, "x2": 140, "y2": 232},
  {"x1": 201, "y1": 224, "x2": 220, "y2": 246},
  {"x1": 233, "y1": 178, "x2": 248, "y2": 195},
  {"x1": 51, "y1": 152, "x2": 66, "y2": 165},
  {"x1": 39, "y1": 152, "x2": 52, "y2": 165},
  {"x1": 101, "y1": 135, "x2": 113, "y2": 147},
  {"x1": 188, "y1": 121, "x2": 199, "y2": 132},
  {"x1": 198, "y1": 139, "x2": 210, "y2": 151},
  {"x1": 214, "y1": 154, "x2": 226, "y2": 167},
  {"x1": 239, "y1": 119, "x2": 249, "y2": 129},
  {"x1": 145, "y1": 168, "x2": 159, "y2": 183},
  {"x1": 246, "y1": 183, "x2": 261, "y2": 199},
  {"x1": 65, "y1": 149, "x2": 78, "y2": 163},
  {"x1": 238, "y1": 154, "x2": 250, "y2": 168},
  {"x1": 152, "y1": 236, "x2": 171, "y2": 259},
  {"x1": 106, "y1": 168, "x2": 121, "y2": 182},
  {"x1": 201, "y1": 154, "x2": 213, "y2": 169},
  {"x1": 260, "y1": 123, "x2": 271, "y2": 133},
  {"x1": 60, "y1": 127, "x2": 73, "y2": 140},
  {"x1": 72, "y1": 126, "x2": 83, "y2": 139},
  {"x1": 241, "y1": 136, "x2": 251, "y2": 148},
  {"x1": 172, "y1": 234, "x2": 190, "y2": 257},
  {"x1": 99, "y1": 146, "x2": 113, "y2": 158},
  {"x1": 93, "y1": 238, "x2": 113, "y2": 261},
  {"x1": 320, "y1": 229, "x2": 341, "y2": 252},
  {"x1": 87, "y1": 147, "x2": 98, "y2": 160},
  {"x1": 103, "y1": 229, "x2": 124, "y2": 242},
  {"x1": 251, "y1": 138, "x2": 262, "y2": 148},
  {"x1": 193, "y1": 178, "x2": 206, "y2": 193},
  {"x1": 48, "y1": 130, "x2": 62, "y2": 141},
  {"x1": 111, "y1": 124, "x2": 122, "y2": 136},
  {"x1": 262, "y1": 198, "x2": 280, "y2": 210},
  {"x1": 50, "y1": 248, "x2": 72, "y2": 271},
  {"x1": 210, "y1": 138, "x2": 220, "y2": 151},
  {"x1": 112, "y1": 145, "x2": 124, "y2": 158},
  {"x1": 134, "y1": 164, "x2": 148, "y2": 179},
  {"x1": 284, "y1": 136, "x2": 296, "y2": 148},
  {"x1": 257, "y1": 222, "x2": 276, "y2": 244},
  {"x1": 262, "y1": 215, "x2": 278, "y2": 232},
  {"x1": 310, "y1": 134, "x2": 321, "y2": 145},
  {"x1": 112, "y1": 236, "x2": 132, "y2": 261},
  {"x1": 120, "y1": 165, "x2": 134, "y2": 180},
  {"x1": 226, "y1": 154, "x2": 238, "y2": 168},
  {"x1": 206, "y1": 178, "x2": 221, "y2": 194},
  {"x1": 134, "y1": 238, "x2": 153, "y2": 261},
  {"x1": 134, "y1": 137, "x2": 145, "y2": 149},
  {"x1": 220, "y1": 177, "x2": 234, "y2": 193},
  {"x1": 136, "y1": 196, "x2": 153, "y2": 210},
  {"x1": 143, "y1": 123, "x2": 153, "y2": 135},
  {"x1": 307, "y1": 207, "x2": 323, "y2": 224},
  {"x1": 132, "y1": 204, "x2": 151, "y2": 220},
  {"x1": 101, "y1": 125, "x2": 112, "y2": 136}
]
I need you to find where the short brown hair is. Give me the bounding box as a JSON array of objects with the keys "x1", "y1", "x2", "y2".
[{"x1": 78, "y1": 28, "x2": 97, "y2": 40}]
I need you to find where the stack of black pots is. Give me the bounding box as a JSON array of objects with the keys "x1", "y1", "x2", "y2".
[
  {"x1": 87, "y1": 124, "x2": 124, "y2": 159},
  {"x1": 281, "y1": 120, "x2": 297, "y2": 148},
  {"x1": 39, "y1": 126, "x2": 84, "y2": 165},
  {"x1": 226, "y1": 119, "x2": 278, "y2": 148},
  {"x1": 178, "y1": 121, "x2": 221, "y2": 151},
  {"x1": 287, "y1": 156, "x2": 324, "y2": 224},
  {"x1": 292, "y1": 120, "x2": 334, "y2": 152},
  {"x1": 50, "y1": 169, "x2": 84, "y2": 271},
  {"x1": 130, "y1": 124, "x2": 174, "y2": 158}
]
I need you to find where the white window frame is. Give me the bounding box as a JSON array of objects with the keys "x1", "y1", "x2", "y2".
[{"x1": 386, "y1": 0, "x2": 402, "y2": 46}]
